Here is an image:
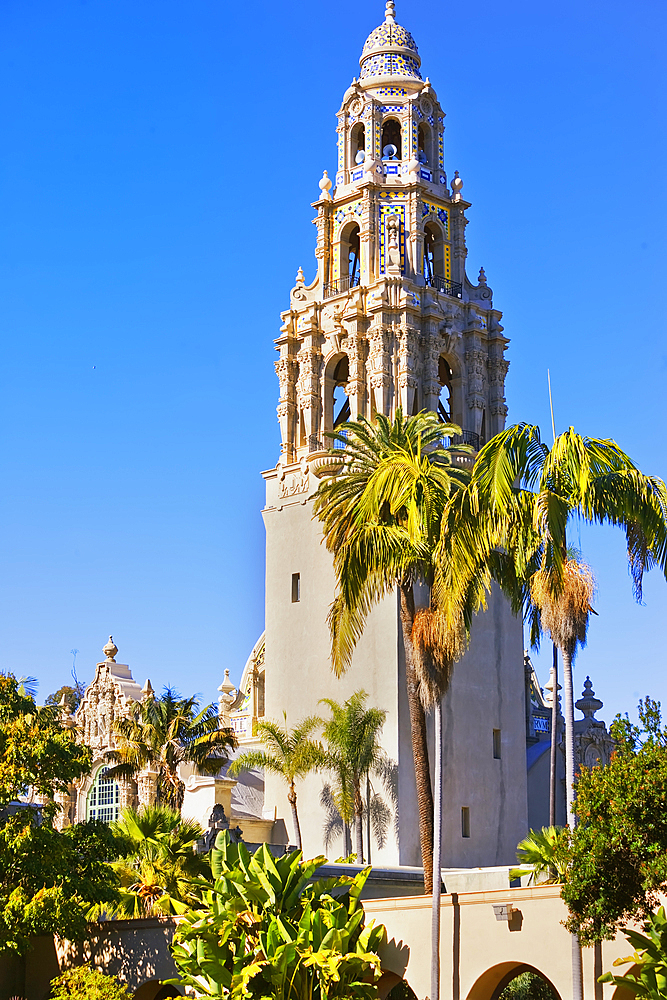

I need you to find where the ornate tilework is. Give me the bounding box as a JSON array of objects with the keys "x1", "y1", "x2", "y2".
[
  {"x1": 359, "y1": 52, "x2": 422, "y2": 80},
  {"x1": 412, "y1": 120, "x2": 418, "y2": 155},
  {"x1": 377, "y1": 87, "x2": 407, "y2": 97},
  {"x1": 362, "y1": 21, "x2": 418, "y2": 55},
  {"x1": 437, "y1": 130, "x2": 444, "y2": 168},
  {"x1": 374, "y1": 120, "x2": 381, "y2": 159},
  {"x1": 380, "y1": 105, "x2": 404, "y2": 113},
  {"x1": 421, "y1": 201, "x2": 450, "y2": 238},
  {"x1": 380, "y1": 203, "x2": 406, "y2": 274}
]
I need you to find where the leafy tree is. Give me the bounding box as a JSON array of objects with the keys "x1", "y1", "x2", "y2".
[
  {"x1": 0, "y1": 673, "x2": 92, "y2": 808},
  {"x1": 0, "y1": 811, "x2": 121, "y2": 953},
  {"x1": 169, "y1": 830, "x2": 386, "y2": 999},
  {"x1": 0, "y1": 672, "x2": 120, "y2": 953},
  {"x1": 45, "y1": 682, "x2": 86, "y2": 714},
  {"x1": 509, "y1": 826, "x2": 568, "y2": 885},
  {"x1": 313, "y1": 410, "x2": 471, "y2": 894},
  {"x1": 599, "y1": 905, "x2": 667, "y2": 999},
  {"x1": 319, "y1": 690, "x2": 395, "y2": 863},
  {"x1": 497, "y1": 971, "x2": 558, "y2": 1000},
  {"x1": 229, "y1": 713, "x2": 325, "y2": 851},
  {"x1": 89, "y1": 804, "x2": 208, "y2": 918},
  {"x1": 106, "y1": 687, "x2": 236, "y2": 812},
  {"x1": 50, "y1": 964, "x2": 133, "y2": 999},
  {"x1": 562, "y1": 698, "x2": 667, "y2": 944}
]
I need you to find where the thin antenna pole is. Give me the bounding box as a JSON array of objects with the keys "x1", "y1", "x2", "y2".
[{"x1": 547, "y1": 369, "x2": 556, "y2": 444}]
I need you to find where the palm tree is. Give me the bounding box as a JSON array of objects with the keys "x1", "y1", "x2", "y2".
[
  {"x1": 319, "y1": 690, "x2": 394, "y2": 863},
  {"x1": 509, "y1": 826, "x2": 568, "y2": 885},
  {"x1": 229, "y1": 713, "x2": 324, "y2": 851},
  {"x1": 106, "y1": 687, "x2": 237, "y2": 812},
  {"x1": 473, "y1": 423, "x2": 667, "y2": 1000},
  {"x1": 91, "y1": 804, "x2": 207, "y2": 917},
  {"x1": 313, "y1": 409, "x2": 471, "y2": 893}
]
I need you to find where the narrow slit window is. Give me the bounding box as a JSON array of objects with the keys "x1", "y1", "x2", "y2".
[
  {"x1": 493, "y1": 729, "x2": 501, "y2": 759},
  {"x1": 291, "y1": 573, "x2": 300, "y2": 603},
  {"x1": 461, "y1": 807, "x2": 470, "y2": 838}
]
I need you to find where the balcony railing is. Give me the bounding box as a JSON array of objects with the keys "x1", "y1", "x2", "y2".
[
  {"x1": 323, "y1": 273, "x2": 361, "y2": 299},
  {"x1": 439, "y1": 429, "x2": 482, "y2": 451},
  {"x1": 425, "y1": 273, "x2": 463, "y2": 298}
]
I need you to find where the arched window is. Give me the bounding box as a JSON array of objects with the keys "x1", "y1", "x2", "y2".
[
  {"x1": 332, "y1": 356, "x2": 350, "y2": 429},
  {"x1": 340, "y1": 222, "x2": 360, "y2": 289},
  {"x1": 438, "y1": 356, "x2": 452, "y2": 424},
  {"x1": 86, "y1": 765, "x2": 120, "y2": 823},
  {"x1": 424, "y1": 221, "x2": 445, "y2": 283},
  {"x1": 351, "y1": 122, "x2": 366, "y2": 165},
  {"x1": 418, "y1": 122, "x2": 431, "y2": 165},
  {"x1": 381, "y1": 118, "x2": 402, "y2": 160}
]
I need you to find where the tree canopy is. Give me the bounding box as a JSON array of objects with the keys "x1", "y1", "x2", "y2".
[{"x1": 562, "y1": 698, "x2": 667, "y2": 944}]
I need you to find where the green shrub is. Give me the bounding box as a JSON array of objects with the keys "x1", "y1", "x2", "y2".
[{"x1": 50, "y1": 965, "x2": 133, "y2": 999}]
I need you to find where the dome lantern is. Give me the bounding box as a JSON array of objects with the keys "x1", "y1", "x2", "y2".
[{"x1": 358, "y1": 1, "x2": 422, "y2": 86}]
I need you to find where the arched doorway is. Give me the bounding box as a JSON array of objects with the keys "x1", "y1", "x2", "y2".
[{"x1": 467, "y1": 963, "x2": 562, "y2": 1000}]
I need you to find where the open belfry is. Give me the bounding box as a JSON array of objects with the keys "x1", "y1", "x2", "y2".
[{"x1": 259, "y1": 2, "x2": 529, "y2": 867}]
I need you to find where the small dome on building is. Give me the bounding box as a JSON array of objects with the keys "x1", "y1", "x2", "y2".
[{"x1": 359, "y1": 1, "x2": 422, "y2": 83}]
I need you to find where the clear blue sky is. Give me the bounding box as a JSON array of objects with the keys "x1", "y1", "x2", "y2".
[{"x1": 1, "y1": 0, "x2": 665, "y2": 724}]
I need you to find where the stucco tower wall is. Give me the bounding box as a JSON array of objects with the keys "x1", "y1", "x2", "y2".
[{"x1": 263, "y1": 470, "x2": 528, "y2": 868}]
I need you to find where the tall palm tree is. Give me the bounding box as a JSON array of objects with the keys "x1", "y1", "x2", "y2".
[
  {"x1": 472, "y1": 423, "x2": 667, "y2": 1000},
  {"x1": 319, "y1": 689, "x2": 394, "y2": 863},
  {"x1": 313, "y1": 409, "x2": 471, "y2": 893},
  {"x1": 229, "y1": 713, "x2": 324, "y2": 851},
  {"x1": 106, "y1": 687, "x2": 237, "y2": 812}
]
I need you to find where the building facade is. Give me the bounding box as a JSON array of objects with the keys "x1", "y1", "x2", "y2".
[{"x1": 260, "y1": 2, "x2": 528, "y2": 868}]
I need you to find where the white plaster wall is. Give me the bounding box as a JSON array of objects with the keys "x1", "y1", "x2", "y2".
[{"x1": 263, "y1": 468, "x2": 528, "y2": 868}]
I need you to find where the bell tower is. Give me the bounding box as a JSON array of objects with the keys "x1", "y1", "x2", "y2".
[
  {"x1": 262, "y1": 3, "x2": 526, "y2": 869},
  {"x1": 274, "y1": 0, "x2": 509, "y2": 468}
]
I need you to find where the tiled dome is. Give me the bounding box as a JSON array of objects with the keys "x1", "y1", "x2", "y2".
[{"x1": 359, "y1": 2, "x2": 422, "y2": 82}]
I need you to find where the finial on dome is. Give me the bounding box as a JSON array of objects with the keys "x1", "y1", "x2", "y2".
[
  {"x1": 385, "y1": 1, "x2": 396, "y2": 22},
  {"x1": 103, "y1": 636, "x2": 118, "y2": 662}
]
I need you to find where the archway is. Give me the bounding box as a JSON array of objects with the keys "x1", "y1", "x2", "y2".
[
  {"x1": 418, "y1": 122, "x2": 432, "y2": 165},
  {"x1": 466, "y1": 963, "x2": 562, "y2": 1000},
  {"x1": 86, "y1": 764, "x2": 120, "y2": 823},
  {"x1": 424, "y1": 220, "x2": 445, "y2": 284},
  {"x1": 351, "y1": 122, "x2": 366, "y2": 165},
  {"x1": 381, "y1": 118, "x2": 402, "y2": 159},
  {"x1": 323, "y1": 353, "x2": 351, "y2": 441},
  {"x1": 134, "y1": 982, "x2": 182, "y2": 1000},
  {"x1": 339, "y1": 221, "x2": 361, "y2": 291}
]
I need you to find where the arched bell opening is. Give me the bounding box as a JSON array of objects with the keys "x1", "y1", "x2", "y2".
[
  {"x1": 424, "y1": 221, "x2": 445, "y2": 285},
  {"x1": 466, "y1": 962, "x2": 562, "y2": 1000},
  {"x1": 323, "y1": 353, "x2": 351, "y2": 443},
  {"x1": 438, "y1": 355, "x2": 453, "y2": 424},
  {"x1": 381, "y1": 118, "x2": 402, "y2": 160},
  {"x1": 418, "y1": 122, "x2": 432, "y2": 165},
  {"x1": 339, "y1": 221, "x2": 361, "y2": 291},
  {"x1": 351, "y1": 122, "x2": 366, "y2": 166},
  {"x1": 86, "y1": 765, "x2": 120, "y2": 824}
]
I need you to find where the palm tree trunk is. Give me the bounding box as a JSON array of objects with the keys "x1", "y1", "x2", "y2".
[
  {"x1": 561, "y1": 646, "x2": 576, "y2": 826},
  {"x1": 549, "y1": 644, "x2": 558, "y2": 826},
  {"x1": 399, "y1": 582, "x2": 434, "y2": 894},
  {"x1": 562, "y1": 643, "x2": 583, "y2": 1000},
  {"x1": 287, "y1": 781, "x2": 302, "y2": 850},
  {"x1": 354, "y1": 780, "x2": 364, "y2": 863},
  {"x1": 431, "y1": 698, "x2": 443, "y2": 1000}
]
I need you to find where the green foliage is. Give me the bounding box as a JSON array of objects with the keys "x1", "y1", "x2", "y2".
[
  {"x1": 106, "y1": 687, "x2": 237, "y2": 812},
  {"x1": 50, "y1": 964, "x2": 133, "y2": 999},
  {"x1": 561, "y1": 698, "x2": 667, "y2": 944},
  {"x1": 0, "y1": 673, "x2": 119, "y2": 953},
  {"x1": 497, "y1": 971, "x2": 557, "y2": 1000},
  {"x1": 45, "y1": 683, "x2": 85, "y2": 714},
  {"x1": 0, "y1": 673, "x2": 92, "y2": 809},
  {"x1": 599, "y1": 905, "x2": 667, "y2": 999},
  {"x1": 169, "y1": 830, "x2": 387, "y2": 998},
  {"x1": 386, "y1": 981, "x2": 418, "y2": 1000},
  {"x1": 0, "y1": 811, "x2": 120, "y2": 953},
  {"x1": 509, "y1": 826, "x2": 568, "y2": 885},
  {"x1": 92, "y1": 804, "x2": 208, "y2": 918}
]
